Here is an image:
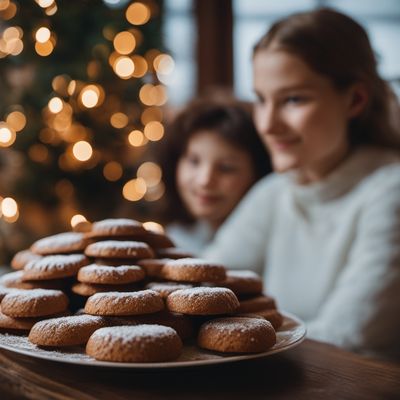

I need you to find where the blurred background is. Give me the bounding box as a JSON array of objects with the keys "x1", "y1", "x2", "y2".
[{"x1": 0, "y1": 0, "x2": 399, "y2": 263}]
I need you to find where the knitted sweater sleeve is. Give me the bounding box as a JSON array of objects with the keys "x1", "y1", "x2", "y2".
[
  {"x1": 306, "y1": 166, "x2": 400, "y2": 358},
  {"x1": 202, "y1": 175, "x2": 276, "y2": 275}
]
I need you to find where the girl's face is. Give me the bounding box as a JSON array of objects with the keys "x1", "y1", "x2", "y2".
[
  {"x1": 253, "y1": 48, "x2": 358, "y2": 183},
  {"x1": 176, "y1": 131, "x2": 256, "y2": 228}
]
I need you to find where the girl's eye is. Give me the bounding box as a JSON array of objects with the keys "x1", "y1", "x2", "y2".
[
  {"x1": 218, "y1": 164, "x2": 237, "y2": 173},
  {"x1": 284, "y1": 95, "x2": 304, "y2": 104},
  {"x1": 186, "y1": 154, "x2": 200, "y2": 166}
]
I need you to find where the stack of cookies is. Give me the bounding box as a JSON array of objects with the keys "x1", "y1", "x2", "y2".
[{"x1": 0, "y1": 218, "x2": 283, "y2": 363}]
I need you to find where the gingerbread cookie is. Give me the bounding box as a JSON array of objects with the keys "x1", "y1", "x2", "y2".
[
  {"x1": 166, "y1": 287, "x2": 239, "y2": 315},
  {"x1": 11, "y1": 249, "x2": 42, "y2": 270},
  {"x1": 31, "y1": 232, "x2": 90, "y2": 255},
  {"x1": 85, "y1": 241, "x2": 154, "y2": 259},
  {"x1": 23, "y1": 254, "x2": 89, "y2": 281},
  {"x1": 237, "y1": 294, "x2": 277, "y2": 313},
  {"x1": 29, "y1": 315, "x2": 108, "y2": 346},
  {"x1": 198, "y1": 317, "x2": 276, "y2": 353},
  {"x1": 1, "y1": 289, "x2": 69, "y2": 317},
  {"x1": 161, "y1": 258, "x2": 226, "y2": 283},
  {"x1": 0, "y1": 271, "x2": 69, "y2": 290},
  {"x1": 77, "y1": 264, "x2": 145, "y2": 285},
  {"x1": 218, "y1": 270, "x2": 263, "y2": 295},
  {"x1": 87, "y1": 218, "x2": 146, "y2": 239},
  {"x1": 84, "y1": 290, "x2": 164, "y2": 316},
  {"x1": 86, "y1": 325, "x2": 182, "y2": 362},
  {"x1": 238, "y1": 309, "x2": 284, "y2": 330}
]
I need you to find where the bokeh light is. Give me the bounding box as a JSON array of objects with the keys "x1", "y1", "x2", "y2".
[
  {"x1": 143, "y1": 221, "x2": 164, "y2": 233},
  {"x1": 144, "y1": 121, "x2": 164, "y2": 141},
  {"x1": 48, "y1": 96, "x2": 63, "y2": 113},
  {"x1": 137, "y1": 162, "x2": 162, "y2": 187},
  {"x1": 122, "y1": 177, "x2": 147, "y2": 201},
  {"x1": 0, "y1": 123, "x2": 16, "y2": 147},
  {"x1": 35, "y1": 27, "x2": 51, "y2": 43},
  {"x1": 126, "y1": 2, "x2": 150, "y2": 25},
  {"x1": 71, "y1": 214, "x2": 87, "y2": 228},
  {"x1": 6, "y1": 110, "x2": 26, "y2": 132},
  {"x1": 72, "y1": 141, "x2": 93, "y2": 161},
  {"x1": 103, "y1": 161, "x2": 123, "y2": 181},
  {"x1": 113, "y1": 31, "x2": 136, "y2": 55},
  {"x1": 128, "y1": 129, "x2": 146, "y2": 147},
  {"x1": 1, "y1": 197, "x2": 18, "y2": 218},
  {"x1": 113, "y1": 56, "x2": 135, "y2": 79}
]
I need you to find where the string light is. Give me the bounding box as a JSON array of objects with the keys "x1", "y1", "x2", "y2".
[
  {"x1": 71, "y1": 214, "x2": 87, "y2": 228},
  {"x1": 72, "y1": 141, "x2": 93, "y2": 161},
  {"x1": 126, "y1": 2, "x2": 150, "y2": 26},
  {"x1": 137, "y1": 162, "x2": 162, "y2": 187},
  {"x1": 144, "y1": 121, "x2": 164, "y2": 141},
  {"x1": 122, "y1": 178, "x2": 147, "y2": 201}
]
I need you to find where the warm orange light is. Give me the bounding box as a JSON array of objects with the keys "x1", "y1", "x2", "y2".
[
  {"x1": 153, "y1": 54, "x2": 174, "y2": 75},
  {"x1": 71, "y1": 214, "x2": 87, "y2": 228},
  {"x1": 36, "y1": 0, "x2": 54, "y2": 8},
  {"x1": 131, "y1": 55, "x2": 148, "y2": 78},
  {"x1": 110, "y1": 112, "x2": 129, "y2": 129},
  {"x1": 144, "y1": 182, "x2": 165, "y2": 202},
  {"x1": 35, "y1": 27, "x2": 51, "y2": 43},
  {"x1": 128, "y1": 130, "x2": 145, "y2": 147},
  {"x1": 126, "y1": 2, "x2": 150, "y2": 26},
  {"x1": 122, "y1": 178, "x2": 147, "y2": 201},
  {"x1": 6, "y1": 110, "x2": 26, "y2": 132},
  {"x1": 80, "y1": 85, "x2": 100, "y2": 108},
  {"x1": 35, "y1": 40, "x2": 54, "y2": 56},
  {"x1": 113, "y1": 31, "x2": 136, "y2": 55},
  {"x1": 137, "y1": 162, "x2": 162, "y2": 187},
  {"x1": 1, "y1": 197, "x2": 18, "y2": 218},
  {"x1": 103, "y1": 161, "x2": 123, "y2": 181},
  {"x1": 113, "y1": 56, "x2": 135, "y2": 79},
  {"x1": 0, "y1": 123, "x2": 16, "y2": 147},
  {"x1": 143, "y1": 221, "x2": 164, "y2": 233},
  {"x1": 144, "y1": 121, "x2": 164, "y2": 141},
  {"x1": 48, "y1": 96, "x2": 63, "y2": 113},
  {"x1": 72, "y1": 141, "x2": 93, "y2": 161}
]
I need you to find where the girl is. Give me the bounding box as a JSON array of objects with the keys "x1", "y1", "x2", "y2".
[
  {"x1": 155, "y1": 98, "x2": 271, "y2": 253},
  {"x1": 204, "y1": 8, "x2": 400, "y2": 359}
]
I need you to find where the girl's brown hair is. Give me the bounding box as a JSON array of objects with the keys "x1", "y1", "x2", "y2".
[{"x1": 253, "y1": 8, "x2": 400, "y2": 149}]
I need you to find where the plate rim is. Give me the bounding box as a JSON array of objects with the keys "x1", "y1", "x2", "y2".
[{"x1": 0, "y1": 311, "x2": 306, "y2": 369}]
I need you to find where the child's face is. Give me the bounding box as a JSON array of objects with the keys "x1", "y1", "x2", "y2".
[
  {"x1": 176, "y1": 131, "x2": 255, "y2": 227},
  {"x1": 253, "y1": 48, "x2": 355, "y2": 183}
]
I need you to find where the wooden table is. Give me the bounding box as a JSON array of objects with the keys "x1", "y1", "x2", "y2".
[{"x1": 0, "y1": 339, "x2": 399, "y2": 400}]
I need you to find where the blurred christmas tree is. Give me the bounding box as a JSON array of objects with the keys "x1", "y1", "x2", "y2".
[{"x1": 0, "y1": 0, "x2": 172, "y2": 262}]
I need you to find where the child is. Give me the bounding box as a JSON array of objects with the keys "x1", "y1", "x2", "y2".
[
  {"x1": 154, "y1": 98, "x2": 271, "y2": 253},
  {"x1": 204, "y1": 8, "x2": 400, "y2": 359}
]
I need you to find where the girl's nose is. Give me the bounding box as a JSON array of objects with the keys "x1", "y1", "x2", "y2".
[
  {"x1": 255, "y1": 103, "x2": 281, "y2": 136},
  {"x1": 197, "y1": 165, "x2": 215, "y2": 187}
]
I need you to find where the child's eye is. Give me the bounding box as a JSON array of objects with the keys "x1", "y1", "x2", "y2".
[
  {"x1": 284, "y1": 95, "x2": 304, "y2": 104},
  {"x1": 218, "y1": 164, "x2": 237, "y2": 173},
  {"x1": 186, "y1": 155, "x2": 200, "y2": 166}
]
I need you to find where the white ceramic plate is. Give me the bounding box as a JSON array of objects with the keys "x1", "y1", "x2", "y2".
[{"x1": 0, "y1": 311, "x2": 306, "y2": 369}]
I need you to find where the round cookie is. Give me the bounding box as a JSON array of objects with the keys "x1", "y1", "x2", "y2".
[
  {"x1": 77, "y1": 264, "x2": 145, "y2": 285},
  {"x1": 0, "y1": 271, "x2": 69, "y2": 290},
  {"x1": 85, "y1": 240, "x2": 154, "y2": 259},
  {"x1": 86, "y1": 325, "x2": 182, "y2": 362},
  {"x1": 1, "y1": 289, "x2": 69, "y2": 317},
  {"x1": 29, "y1": 315, "x2": 108, "y2": 346},
  {"x1": 11, "y1": 249, "x2": 42, "y2": 270},
  {"x1": 31, "y1": 232, "x2": 90, "y2": 255},
  {"x1": 156, "y1": 248, "x2": 194, "y2": 259},
  {"x1": 218, "y1": 270, "x2": 263, "y2": 295},
  {"x1": 94, "y1": 258, "x2": 138, "y2": 267},
  {"x1": 84, "y1": 290, "x2": 164, "y2": 316},
  {"x1": 87, "y1": 218, "x2": 146, "y2": 239},
  {"x1": 0, "y1": 311, "x2": 44, "y2": 332},
  {"x1": 161, "y1": 258, "x2": 226, "y2": 283},
  {"x1": 237, "y1": 294, "x2": 277, "y2": 313},
  {"x1": 198, "y1": 317, "x2": 276, "y2": 353},
  {"x1": 23, "y1": 254, "x2": 89, "y2": 281},
  {"x1": 145, "y1": 282, "x2": 193, "y2": 298},
  {"x1": 238, "y1": 309, "x2": 284, "y2": 330},
  {"x1": 0, "y1": 286, "x2": 20, "y2": 301},
  {"x1": 166, "y1": 287, "x2": 239, "y2": 315},
  {"x1": 107, "y1": 310, "x2": 194, "y2": 341},
  {"x1": 137, "y1": 258, "x2": 172, "y2": 278}
]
